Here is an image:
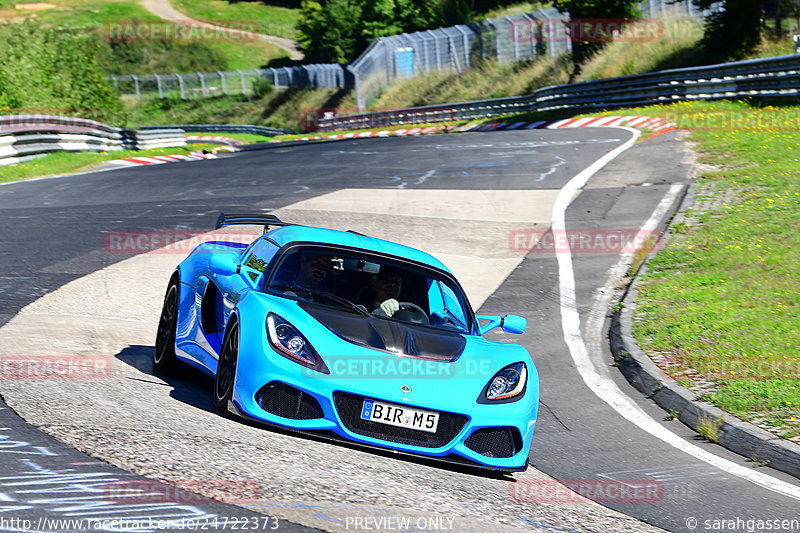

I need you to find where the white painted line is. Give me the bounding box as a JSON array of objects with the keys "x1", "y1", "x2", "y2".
[{"x1": 554, "y1": 133, "x2": 800, "y2": 501}]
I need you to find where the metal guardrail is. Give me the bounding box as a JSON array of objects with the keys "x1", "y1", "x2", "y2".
[
  {"x1": 0, "y1": 115, "x2": 186, "y2": 165},
  {"x1": 317, "y1": 53, "x2": 800, "y2": 132},
  {"x1": 139, "y1": 124, "x2": 295, "y2": 137}
]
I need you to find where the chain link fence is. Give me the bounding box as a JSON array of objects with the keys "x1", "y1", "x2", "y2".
[
  {"x1": 110, "y1": 64, "x2": 349, "y2": 100},
  {"x1": 111, "y1": 1, "x2": 714, "y2": 108},
  {"x1": 348, "y1": 8, "x2": 573, "y2": 110}
]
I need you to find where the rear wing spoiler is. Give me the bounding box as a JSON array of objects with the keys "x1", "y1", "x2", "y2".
[{"x1": 215, "y1": 213, "x2": 293, "y2": 233}]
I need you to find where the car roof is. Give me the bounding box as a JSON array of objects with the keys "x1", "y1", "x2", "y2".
[{"x1": 265, "y1": 225, "x2": 452, "y2": 274}]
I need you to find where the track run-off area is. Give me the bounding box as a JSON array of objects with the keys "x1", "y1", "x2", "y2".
[{"x1": 1, "y1": 128, "x2": 799, "y2": 532}]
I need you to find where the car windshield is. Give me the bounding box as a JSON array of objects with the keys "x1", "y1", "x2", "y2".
[{"x1": 262, "y1": 245, "x2": 474, "y2": 334}]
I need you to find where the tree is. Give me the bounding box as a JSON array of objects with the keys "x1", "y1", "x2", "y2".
[
  {"x1": 553, "y1": 0, "x2": 641, "y2": 66},
  {"x1": 0, "y1": 23, "x2": 122, "y2": 121},
  {"x1": 686, "y1": 0, "x2": 763, "y2": 61},
  {"x1": 297, "y1": 0, "x2": 362, "y2": 63}
]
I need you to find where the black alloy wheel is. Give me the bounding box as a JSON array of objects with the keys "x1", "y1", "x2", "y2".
[{"x1": 154, "y1": 276, "x2": 181, "y2": 375}]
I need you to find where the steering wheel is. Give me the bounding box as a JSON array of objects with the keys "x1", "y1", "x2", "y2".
[{"x1": 396, "y1": 301, "x2": 429, "y2": 325}]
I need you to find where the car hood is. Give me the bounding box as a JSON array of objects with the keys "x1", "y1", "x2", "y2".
[{"x1": 299, "y1": 302, "x2": 465, "y2": 362}]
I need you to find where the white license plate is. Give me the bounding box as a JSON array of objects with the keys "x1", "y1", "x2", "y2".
[{"x1": 360, "y1": 399, "x2": 439, "y2": 433}]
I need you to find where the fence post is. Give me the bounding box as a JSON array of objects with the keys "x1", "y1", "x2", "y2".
[
  {"x1": 197, "y1": 72, "x2": 206, "y2": 97},
  {"x1": 154, "y1": 74, "x2": 163, "y2": 98},
  {"x1": 507, "y1": 16, "x2": 520, "y2": 62},
  {"x1": 445, "y1": 32, "x2": 460, "y2": 72},
  {"x1": 237, "y1": 70, "x2": 246, "y2": 94},
  {"x1": 131, "y1": 75, "x2": 140, "y2": 100},
  {"x1": 486, "y1": 19, "x2": 500, "y2": 63},
  {"x1": 176, "y1": 74, "x2": 185, "y2": 99},
  {"x1": 218, "y1": 71, "x2": 226, "y2": 95},
  {"x1": 455, "y1": 25, "x2": 471, "y2": 69},
  {"x1": 521, "y1": 13, "x2": 535, "y2": 58}
]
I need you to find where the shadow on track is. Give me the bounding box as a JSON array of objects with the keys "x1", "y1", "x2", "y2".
[{"x1": 114, "y1": 344, "x2": 515, "y2": 481}]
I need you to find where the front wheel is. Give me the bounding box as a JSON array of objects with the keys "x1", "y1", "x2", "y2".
[
  {"x1": 214, "y1": 317, "x2": 239, "y2": 414},
  {"x1": 154, "y1": 275, "x2": 181, "y2": 375}
]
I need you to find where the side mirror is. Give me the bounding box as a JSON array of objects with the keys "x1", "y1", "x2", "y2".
[
  {"x1": 209, "y1": 254, "x2": 239, "y2": 276},
  {"x1": 477, "y1": 314, "x2": 527, "y2": 335},
  {"x1": 501, "y1": 314, "x2": 527, "y2": 334}
]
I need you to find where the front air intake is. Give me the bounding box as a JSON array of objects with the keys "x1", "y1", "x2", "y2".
[{"x1": 255, "y1": 382, "x2": 324, "y2": 420}]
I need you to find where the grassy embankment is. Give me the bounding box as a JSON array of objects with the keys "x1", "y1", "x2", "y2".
[
  {"x1": 591, "y1": 101, "x2": 799, "y2": 442},
  {"x1": 0, "y1": 0, "x2": 289, "y2": 70},
  {"x1": 173, "y1": 0, "x2": 299, "y2": 41}
]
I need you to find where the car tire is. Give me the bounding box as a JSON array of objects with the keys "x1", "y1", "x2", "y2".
[
  {"x1": 214, "y1": 316, "x2": 239, "y2": 414},
  {"x1": 154, "y1": 275, "x2": 181, "y2": 375}
]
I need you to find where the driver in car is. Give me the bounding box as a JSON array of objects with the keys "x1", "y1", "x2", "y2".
[
  {"x1": 276, "y1": 253, "x2": 332, "y2": 301},
  {"x1": 365, "y1": 267, "x2": 404, "y2": 318}
]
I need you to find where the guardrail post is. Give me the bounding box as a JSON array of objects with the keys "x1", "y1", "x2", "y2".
[
  {"x1": 176, "y1": 74, "x2": 185, "y2": 99},
  {"x1": 217, "y1": 71, "x2": 226, "y2": 95},
  {"x1": 271, "y1": 68, "x2": 278, "y2": 88}
]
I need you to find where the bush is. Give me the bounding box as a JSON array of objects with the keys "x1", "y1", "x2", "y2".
[
  {"x1": 252, "y1": 78, "x2": 275, "y2": 99},
  {"x1": 0, "y1": 22, "x2": 123, "y2": 122}
]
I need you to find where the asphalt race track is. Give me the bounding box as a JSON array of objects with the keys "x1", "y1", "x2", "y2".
[{"x1": 1, "y1": 129, "x2": 799, "y2": 532}]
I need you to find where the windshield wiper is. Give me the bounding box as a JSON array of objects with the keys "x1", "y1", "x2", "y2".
[{"x1": 267, "y1": 284, "x2": 369, "y2": 317}]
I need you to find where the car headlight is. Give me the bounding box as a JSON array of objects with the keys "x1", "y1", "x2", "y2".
[
  {"x1": 485, "y1": 362, "x2": 527, "y2": 401},
  {"x1": 266, "y1": 313, "x2": 328, "y2": 373}
]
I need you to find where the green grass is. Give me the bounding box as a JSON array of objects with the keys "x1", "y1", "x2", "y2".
[
  {"x1": 0, "y1": 1, "x2": 287, "y2": 71},
  {"x1": 173, "y1": 0, "x2": 300, "y2": 40},
  {"x1": 615, "y1": 100, "x2": 800, "y2": 440},
  {"x1": 126, "y1": 88, "x2": 347, "y2": 132},
  {"x1": 1, "y1": 0, "x2": 160, "y2": 27},
  {"x1": 187, "y1": 131, "x2": 274, "y2": 143},
  {"x1": 0, "y1": 143, "x2": 218, "y2": 184}
]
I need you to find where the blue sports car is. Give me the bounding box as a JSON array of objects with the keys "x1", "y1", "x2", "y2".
[{"x1": 154, "y1": 213, "x2": 539, "y2": 471}]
